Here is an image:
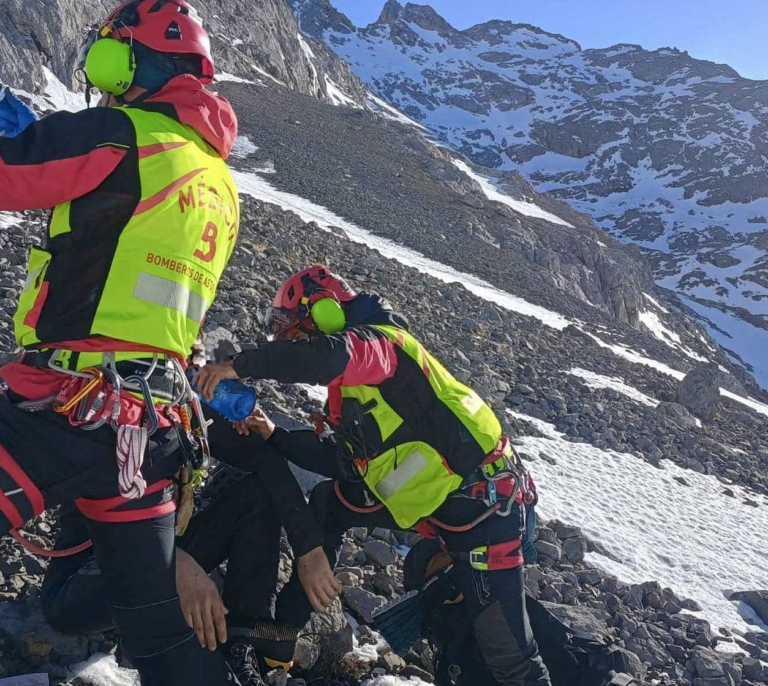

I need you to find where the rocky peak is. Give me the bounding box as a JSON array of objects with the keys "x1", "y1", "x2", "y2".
[
  {"x1": 287, "y1": 0, "x2": 356, "y2": 39},
  {"x1": 463, "y1": 20, "x2": 581, "y2": 52},
  {"x1": 397, "y1": 3, "x2": 456, "y2": 36},
  {"x1": 376, "y1": 0, "x2": 404, "y2": 26},
  {"x1": 584, "y1": 44, "x2": 741, "y2": 83}
]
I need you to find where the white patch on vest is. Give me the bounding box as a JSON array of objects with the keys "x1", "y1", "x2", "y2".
[
  {"x1": 375, "y1": 450, "x2": 428, "y2": 501},
  {"x1": 133, "y1": 272, "x2": 208, "y2": 323},
  {"x1": 23, "y1": 267, "x2": 43, "y2": 291},
  {"x1": 461, "y1": 390, "x2": 484, "y2": 415}
]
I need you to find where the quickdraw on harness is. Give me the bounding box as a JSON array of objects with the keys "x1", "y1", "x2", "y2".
[{"x1": 6, "y1": 351, "x2": 212, "y2": 557}]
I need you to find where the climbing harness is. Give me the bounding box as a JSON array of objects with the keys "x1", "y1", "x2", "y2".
[
  {"x1": 465, "y1": 539, "x2": 524, "y2": 571},
  {"x1": 5, "y1": 350, "x2": 212, "y2": 557}
]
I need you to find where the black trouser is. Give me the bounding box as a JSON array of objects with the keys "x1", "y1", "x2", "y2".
[
  {"x1": 0, "y1": 398, "x2": 236, "y2": 686},
  {"x1": 276, "y1": 479, "x2": 551, "y2": 686},
  {"x1": 43, "y1": 473, "x2": 281, "y2": 636}
]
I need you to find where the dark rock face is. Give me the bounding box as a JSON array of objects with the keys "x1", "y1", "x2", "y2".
[
  {"x1": 678, "y1": 363, "x2": 721, "y2": 420},
  {"x1": 0, "y1": 0, "x2": 366, "y2": 106}
]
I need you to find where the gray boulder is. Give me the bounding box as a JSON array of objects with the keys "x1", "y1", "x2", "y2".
[
  {"x1": 728, "y1": 590, "x2": 768, "y2": 626},
  {"x1": 655, "y1": 401, "x2": 700, "y2": 430},
  {"x1": 364, "y1": 539, "x2": 397, "y2": 567},
  {"x1": 677, "y1": 363, "x2": 721, "y2": 420}
]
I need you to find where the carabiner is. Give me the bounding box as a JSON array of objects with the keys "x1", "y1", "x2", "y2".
[
  {"x1": 496, "y1": 480, "x2": 521, "y2": 518},
  {"x1": 124, "y1": 374, "x2": 159, "y2": 436},
  {"x1": 55, "y1": 368, "x2": 104, "y2": 415},
  {"x1": 81, "y1": 366, "x2": 123, "y2": 432}
]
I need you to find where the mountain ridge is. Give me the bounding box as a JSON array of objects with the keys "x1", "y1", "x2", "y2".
[{"x1": 288, "y1": 0, "x2": 768, "y2": 388}]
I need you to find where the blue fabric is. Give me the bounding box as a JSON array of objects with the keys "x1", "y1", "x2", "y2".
[
  {"x1": 132, "y1": 42, "x2": 180, "y2": 92},
  {"x1": 522, "y1": 502, "x2": 539, "y2": 565},
  {"x1": 0, "y1": 87, "x2": 39, "y2": 138}
]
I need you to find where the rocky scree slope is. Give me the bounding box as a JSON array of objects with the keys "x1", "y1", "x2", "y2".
[
  {"x1": 2, "y1": 198, "x2": 768, "y2": 684},
  {"x1": 289, "y1": 0, "x2": 768, "y2": 387},
  {"x1": 0, "y1": 0, "x2": 365, "y2": 105},
  {"x1": 219, "y1": 78, "x2": 765, "y2": 400}
]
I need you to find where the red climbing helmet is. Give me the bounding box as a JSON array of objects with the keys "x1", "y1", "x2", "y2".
[
  {"x1": 101, "y1": 0, "x2": 214, "y2": 83},
  {"x1": 265, "y1": 265, "x2": 357, "y2": 340}
]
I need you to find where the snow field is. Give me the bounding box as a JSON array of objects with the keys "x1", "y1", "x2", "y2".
[{"x1": 509, "y1": 410, "x2": 768, "y2": 642}]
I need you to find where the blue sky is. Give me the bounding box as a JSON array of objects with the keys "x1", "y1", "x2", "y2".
[{"x1": 331, "y1": 0, "x2": 768, "y2": 80}]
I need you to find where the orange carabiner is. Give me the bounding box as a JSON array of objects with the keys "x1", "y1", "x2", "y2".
[{"x1": 54, "y1": 368, "x2": 105, "y2": 415}]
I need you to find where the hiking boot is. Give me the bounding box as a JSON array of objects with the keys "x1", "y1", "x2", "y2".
[{"x1": 220, "y1": 640, "x2": 267, "y2": 686}]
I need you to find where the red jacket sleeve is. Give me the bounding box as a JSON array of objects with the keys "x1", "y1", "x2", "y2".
[
  {"x1": 0, "y1": 108, "x2": 135, "y2": 212},
  {"x1": 232, "y1": 326, "x2": 399, "y2": 387}
]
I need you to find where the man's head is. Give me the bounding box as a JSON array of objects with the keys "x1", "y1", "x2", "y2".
[
  {"x1": 78, "y1": 0, "x2": 214, "y2": 104},
  {"x1": 265, "y1": 265, "x2": 357, "y2": 341}
]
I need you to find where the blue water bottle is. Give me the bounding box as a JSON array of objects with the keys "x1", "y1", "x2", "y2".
[{"x1": 188, "y1": 371, "x2": 258, "y2": 421}]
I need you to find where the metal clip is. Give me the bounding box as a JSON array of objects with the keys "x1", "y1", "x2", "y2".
[
  {"x1": 54, "y1": 368, "x2": 104, "y2": 415},
  {"x1": 487, "y1": 480, "x2": 498, "y2": 505},
  {"x1": 124, "y1": 374, "x2": 159, "y2": 436}
]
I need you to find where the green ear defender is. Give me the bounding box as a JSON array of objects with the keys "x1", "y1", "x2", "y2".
[
  {"x1": 311, "y1": 298, "x2": 347, "y2": 335},
  {"x1": 85, "y1": 38, "x2": 137, "y2": 96}
]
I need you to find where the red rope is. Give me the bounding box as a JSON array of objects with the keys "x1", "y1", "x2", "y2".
[
  {"x1": 428, "y1": 503, "x2": 500, "y2": 533},
  {"x1": 334, "y1": 481, "x2": 384, "y2": 514},
  {"x1": 10, "y1": 528, "x2": 92, "y2": 559}
]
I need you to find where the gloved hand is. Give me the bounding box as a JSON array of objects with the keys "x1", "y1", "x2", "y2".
[{"x1": 0, "y1": 86, "x2": 39, "y2": 138}]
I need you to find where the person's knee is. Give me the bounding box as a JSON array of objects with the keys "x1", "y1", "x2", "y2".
[{"x1": 225, "y1": 473, "x2": 273, "y2": 519}]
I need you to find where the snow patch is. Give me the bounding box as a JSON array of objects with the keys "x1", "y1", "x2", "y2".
[
  {"x1": 642, "y1": 293, "x2": 669, "y2": 314},
  {"x1": 230, "y1": 135, "x2": 259, "y2": 159},
  {"x1": 638, "y1": 310, "x2": 708, "y2": 362},
  {"x1": 367, "y1": 93, "x2": 427, "y2": 130},
  {"x1": 68, "y1": 654, "x2": 139, "y2": 686},
  {"x1": 363, "y1": 677, "x2": 432, "y2": 686},
  {"x1": 233, "y1": 169, "x2": 572, "y2": 330},
  {"x1": 325, "y1": 75, "x2": 361, "y2": 108},
  {"x1": 215, "y1": 71, "x2": 257, "y2": 85},
  {"x1": 584, "y1": 331, "x2": 768, "y2": 418},
  {"x1": 0, "y1": 212, "x2": 23, "y2": 229},
  {"x1": 509, "y1": 411, "x2": 768, "y2": 640},
  {"x1": 298, "y1": 384, "x2": 328, "y2": 404},
  {"x1": 452, "y1": 159, "x2": 573, "y2": 228},
  {"x1": 41, "y1": 67, "x2": 84, "y2": 112},
  {"x1": 569, "y1": 367, "x2": 658, "y2": 407},
  {"x1": 297, "y1": 33, "x2": 320, "y2": 94}
]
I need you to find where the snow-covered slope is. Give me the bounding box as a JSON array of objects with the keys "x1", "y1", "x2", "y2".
[{"x1": 290, "y1": 0, "x2": 768, "y2": 388}]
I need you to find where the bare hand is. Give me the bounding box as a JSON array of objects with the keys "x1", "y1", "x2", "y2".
[
  {"x1": 195, "y1": 361, "x2": 238, "y2": 401},
  {"x1": 297, "y1": 546, "x2": 341, "y2": 614},
  {"x1": 233, "y1": 408, "x2": 275, "y2": 439},
  {"x1": 176, "y1": 548, "x2": 228, "y2": 650}
]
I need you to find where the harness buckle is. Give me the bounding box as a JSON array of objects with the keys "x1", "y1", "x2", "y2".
[
  {"x1": 469, "y1": 547, "x2": 490, "y2": 571},
  {"x1": 468, "y1": 540, "x2": 524, "y2": 571}
]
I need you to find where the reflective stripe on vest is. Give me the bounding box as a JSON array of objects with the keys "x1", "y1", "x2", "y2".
[
  {"x1": 133, "y1": 272, "x2": 208, "y2": 323},
  {"x1": 14, "y1": 107, "x2": 239, "y2": 359},
  {"x1": 375, "y1": 449, "x2": 428, "y2": 501}
]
